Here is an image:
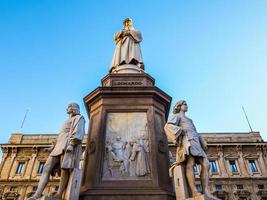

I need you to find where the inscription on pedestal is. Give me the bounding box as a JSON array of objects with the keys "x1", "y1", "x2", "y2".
[
  {"x1": 102, "y1": 112, "x2": 151, "y2": 180},
  {"x1": 112, "y1": 80, "x2": 144, "y2": 86}
]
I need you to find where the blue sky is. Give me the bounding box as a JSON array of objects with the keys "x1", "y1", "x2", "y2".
[{"x1": 0, "y1": 1, "x2": 267, "y2": 148}]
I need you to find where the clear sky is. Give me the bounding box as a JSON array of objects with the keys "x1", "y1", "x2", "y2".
[{"x1": 0, "y1": 1, "x2": 267, "y2": 149}]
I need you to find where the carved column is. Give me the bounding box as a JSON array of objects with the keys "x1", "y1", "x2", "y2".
[
  {"x1": 28, "y1": 146, "x2": 38, "y2": 179},
  {"x1": 0, "y1": 147, "x2": 9, "y2": 178},
  {"x1": 256, "y1": 145, "x2": 267, "y2": 176},
  {"x1": 262, "y1": 145, "x2": 267, "y2": 168},
  {"x1": 236, "y1": 145, "x2": 248, "y2": 176},
  {"x1": 8, "y1": 147, "x2": 17, "y2": 179}
]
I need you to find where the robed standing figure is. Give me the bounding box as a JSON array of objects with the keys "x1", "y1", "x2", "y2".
[
  {"x1": 28, "y1": 103, "x2": 85, "y2": 200},
  {"x1": 110, "y1": 18, "x2": 144, "y2": 72}
]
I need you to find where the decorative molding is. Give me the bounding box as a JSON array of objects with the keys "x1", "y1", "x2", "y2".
[
  {"x1": 11, "y1": 147, "x2": 18, "y2": 154},
  {"x1": 216, "y1": 145, "x2": 223, "y2": 152},
  {"x1": 236, "y1": 145, "x2": 242, "y2": 152},
  {"x1": 224, "y1": 154, "x2": 239, "y2": 159},
  {"x1": 257, "y1": 190, "x2": 267, "y2": 196}
]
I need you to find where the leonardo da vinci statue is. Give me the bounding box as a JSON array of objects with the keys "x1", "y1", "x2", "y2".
[{"x1": 109, "y1": 18, "x2": 144, "y2": 73}]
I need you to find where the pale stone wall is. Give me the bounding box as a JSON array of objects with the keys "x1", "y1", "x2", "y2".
[{"x1": 1, "y1": 132, "x2": 266, "y2": 200}]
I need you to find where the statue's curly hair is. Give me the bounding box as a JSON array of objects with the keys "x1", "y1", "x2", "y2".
[
  {"x1": 173, "y1": 100, "x2": 186, "y2": 114},
  {"x1": 68, "y1": 102, "x2": 80, "y2": 115}
]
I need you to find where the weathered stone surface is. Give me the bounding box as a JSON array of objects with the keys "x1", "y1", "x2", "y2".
[
  {"x1": 103, "y1": 112, "x2": 150, "y2": 180},
  {"x1": 171, "y1": 165, "x2": 189, "y2": 200},
  {"x1": 63, "y1": 168, "x2": 82, "y2": 200},
  {"x1": 187, "y1": 194, "x2": 220, "y2": 200},
  {"x1": 80, "y1": 73, "x2": 174, "y2": 199},
  {"x1": 39, "y1": 196, "x2": 60, "y2": 200},
  {"x1": 101, "y1": 73, "x2": 155, "y2": 87}
]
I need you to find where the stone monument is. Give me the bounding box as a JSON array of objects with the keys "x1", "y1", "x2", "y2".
[
  {"x1": 80, "y1": 18, "x2": 175, "y2": 200},
  {"x1": 164, "y1": 100, "x2": 220, "y2": 200},
  {"x1": 109, "y1": 18, "x2": 144, "y2": 73},
  {"x1": 28, "y1": 103, "x2": 85, "y2": 200}
]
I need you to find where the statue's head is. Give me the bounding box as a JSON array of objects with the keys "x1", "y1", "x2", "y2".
[
  {"x1": 123, "y1": 18, "x2": 133, "y2": 28},
  {"x1": 173, "y1": 100, "x2": 188, "y2": 114},
  {"x1": 116, "y1": 136, "x2": 121, "y2": 141},
  {"x1": 67, "y1": 102, "x2": 80, "y2": 115}
]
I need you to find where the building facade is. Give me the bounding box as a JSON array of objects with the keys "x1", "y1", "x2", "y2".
[{"x1": 0, "y1": 132, "x2": 266, "y2": 200}]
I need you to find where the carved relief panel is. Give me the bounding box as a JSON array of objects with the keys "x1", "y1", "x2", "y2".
[{"x1": 102, "y1": 112, "x2": 151, "y2": 180}]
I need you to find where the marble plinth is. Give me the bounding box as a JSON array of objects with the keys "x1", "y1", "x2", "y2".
[
  {"x1": 171, "y1": 165, "x2": 189, "y2": 200},
  {"x1": 63, "y1": 168, "x2": 81, "y2": 200},
  {"x1": 111, "y1": 64, "x2": 144, "y2": 73}
]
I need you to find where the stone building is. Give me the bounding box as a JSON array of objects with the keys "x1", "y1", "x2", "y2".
[{"x1": 0, "y1": 132, "x2": 266, "y2": 200}]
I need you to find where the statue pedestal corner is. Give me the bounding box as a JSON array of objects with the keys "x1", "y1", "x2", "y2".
[
  {"x1": 63, "y1": 168, "x2": 82, "y2": 200},
  {"x1": 171, "y1": 165, "x2": 189, "y2": 200}
]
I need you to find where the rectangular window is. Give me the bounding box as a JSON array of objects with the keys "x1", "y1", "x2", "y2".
[
  {"x1": 248, "y1": 160, "x2": 258, "y2": 173},
  {"x1": 258, "y1": 185, "x2": 264, "y2": 189},
  {"x1": 229, "y1": 160, "x2": 238, "y2": 172},
  {"x1": 215, "y1": 184, "x2": 222, "y2": 191},
  {"x1": 10, "y1": 187, "x2": 16, "y2": 191},
  {"x1": 16, "y1": 162, "x2": 25, "y2": 174},
  {"x1": 193, "y1": 164, "x2": 198, "y2": 174},
  {"x1": 210, "y1": 160, "x2": 218, "y2": 173},
  {"x1": 32, "y1": 186, "x2": 37, "y2": 191},
  {"x1": 239, "y1": 198, "x2": 247, "y2": 200},
  {"x1": 237, "y1": 185, "x2": 243, "y2": 190},
  {"x1": 37, "y1": 162, "x2": 45, "y2": 174},
  {"x1": 196, "y1": 184, "x2": 202, "y2": 192}
]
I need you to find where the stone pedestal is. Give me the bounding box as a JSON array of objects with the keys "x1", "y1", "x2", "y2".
[
  {"x1": 63, "y1": 168, "x2": 82, "y2": 200},
  {"x1": 172, "y1": 165, "x2": 189, "y2": 199},
  {"x1": 80, "y1": 73, "x2": 175, "y2": 200},
  {"x1": 187, "y1": 194, "x2": 220, "y2": 200},
  {"x1": 39, "y1": 197, "x2": 59, "y2": 200}
]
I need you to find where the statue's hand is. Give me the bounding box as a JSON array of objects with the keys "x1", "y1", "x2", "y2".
[
  {"x1": 44, "y1": 146, "x2": 54, "y2": 153},
  {"x1": 66, "y1": 144, "x2": 74, "y2": 153}
]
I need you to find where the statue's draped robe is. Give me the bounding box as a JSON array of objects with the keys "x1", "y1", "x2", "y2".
[
  {"x1": 130, "y1": 140, "x2": 150, "y2": 176},
  {"x1": 110, "y1": 28, "x2": 144, "y2": 71},
  {"x1": 164, "y1": 114, "x2": 206, "y2": 164},
  {"x1": 49, "y1": 115, "x2": 85, "y2": 172}
]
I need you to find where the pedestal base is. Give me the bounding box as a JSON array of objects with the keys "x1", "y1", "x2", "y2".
[
  {"x1": 63, "y1": 168, "x2": 81, "y2": 200},
  {"x1": 39, "y1": 197, "x2": 59, "y2": 200},
  {"x1": 111, "y1": 64, "x2": 144, "y2": 73},
  {"x1": 187, "y1": 194, "x2": 221, "y2": 200},
  {"x1": 171, "y1": 165, "x2": 189, "y2": 199}
]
